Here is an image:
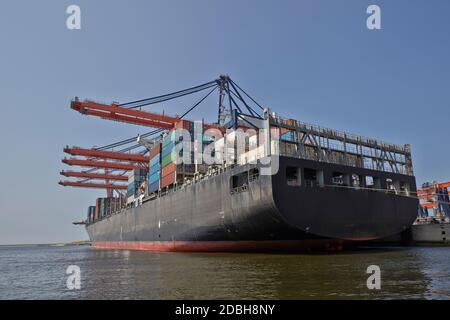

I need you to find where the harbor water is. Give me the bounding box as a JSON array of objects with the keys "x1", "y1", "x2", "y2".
[{"x1": 0, "y1": 245, "x2": 449, "y2": 299}]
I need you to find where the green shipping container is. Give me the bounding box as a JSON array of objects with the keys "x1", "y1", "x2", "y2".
[{"x1": 161, "y1": 152, "x2": 173, "y2": 167}]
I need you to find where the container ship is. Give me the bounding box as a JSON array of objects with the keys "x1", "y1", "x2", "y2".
[{"x1": 60, "y1": 76, "x2": 418, "y2": 252}]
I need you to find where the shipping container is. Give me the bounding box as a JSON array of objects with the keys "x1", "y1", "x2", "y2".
[
  {"x1": 149, "y1": 171, "x2": 160, "y2": 184},
  {"x1": 162, "y1": 144, "x2": 174, "y2": 158},
  {"x1": 150, "y1": 155, "x2": 160, "y2": 167},
  {"x1": 149, "y1": 162, "x2": 160, "y2": 175},
  {"x1": 95, "y1": 199, "x2": 100, "y2": 220},
  {"x1": 131, "y1": 175, "x2": 147, "y2": 182},
  {"x1": 174, "y1": 119, "x2": 194, "y2": 131},
  {"x1": 162, "y1": 131, "x2": 175, "y2": 147},
  {"x1": 161, "y1": 162, "x2": 175, "y2": 177},
  {"x1": 162, "y1": 152, "x2": 174, "y2": 167},
  {"x1": 126, "y1": 195, "x2": 134, "y2": 205},
  {"x1": 160, "y1": 173, "x2": 176, "y2": 188},
  {"x1": 128, "y1": 170, "x2": 147, "y2": 184},
  {"x1": 128, "y1": 168, "x2": 147, "y2": 182},
  {"x1": 89, "y1": 206, "x2": 95, "y2": 221},
  {"x1": 94, "y1": 197, "x2": 123, "y2": 217},
  {"x1": 148, "y1": 181, "x2": 159, "y2": 193},
  {"x1": 87, "y1": 206, "x2": 95, "y2": 223},
  {"x1": 127, "y1": 181, "x2": 142, "y2": 197},
  {"x1": 149, "y1": 143, "x2": 161, "y2": 159}
]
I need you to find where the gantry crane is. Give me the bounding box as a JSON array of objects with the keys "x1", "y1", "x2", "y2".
[{"x1": 59, "y1": 75, "x2": 264, "y2": 193}]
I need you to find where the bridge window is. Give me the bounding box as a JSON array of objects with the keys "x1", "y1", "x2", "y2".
[
  {"x1": 386, "y1": 178, "x2": 396, "y2": 194},
  {"x1": 286, "y1": 167, "x2": 301, "y2": 186},
  {"x1": 400, "y1": 182, "x2": 410, "y2": 196},
  {"x1": 332, "y1": 172, "x2": 344, "y2": 185},
  {"x1": 352, "y1": 174, "x2": 361, "y2": 187},
  {"x1": 366, "y1": 176, "x2": 374, "y2": 188},
  {"x1": 304, "y1": 168, "x2": 324, "y2": 187},
  {"x1": 231, "y1": 171, "x2": 248, "y2": 189},
  {"x1": 365, "y1": 176, "x2": 382, "y2": 189},
  {"x1": 332, "y1": 172, "x2": 351, "y2": 186},
  {"x1": 230, "y1": 171, "x2": 249, "y2": 194}
]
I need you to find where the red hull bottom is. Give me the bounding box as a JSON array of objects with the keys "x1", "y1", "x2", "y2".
[{"x1": 91, "y1": 240, "x2": 348, "y2": 252}]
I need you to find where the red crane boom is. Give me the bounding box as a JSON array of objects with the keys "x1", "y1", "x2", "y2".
[
  {"x1": 71, "y1": 99, "x2": 225, "y2": 132},
  {"x1": 71, "y1": 100, "x2": 179, "y2": 129},
  {"x1": 62, "y1": 158, "x2": 142, "y2": 170},
  {"x1": 64, "y1": 147, "x2": 150, "y2": 162},
  {"x1": 59, "y1": 181, "x2": 127, "y2": 190},
  {"x1": 60, "y1": 170, "x2": 128, "y2": 181}
]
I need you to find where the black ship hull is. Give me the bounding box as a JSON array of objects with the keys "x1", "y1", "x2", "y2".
[{"x1": 86, "y1": 156, "x2": 418, "y2": 252}]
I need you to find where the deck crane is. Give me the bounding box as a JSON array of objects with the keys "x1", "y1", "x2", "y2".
[{"x1": 60, "y1": 75, "x2": 264, "y2": 192}]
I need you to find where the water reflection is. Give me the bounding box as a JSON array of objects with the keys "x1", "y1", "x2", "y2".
[
  {"x1": 0, "y1": 245, "x2": 448, "y2": 299},
  {"x1": 79, "y1": 247, "x2": 439, "y2": 299}
]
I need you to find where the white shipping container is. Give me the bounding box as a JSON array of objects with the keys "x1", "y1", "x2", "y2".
[
  {"x1": 214, "y1": 138, "x2": 225, "y2": 164},
  {"x1": 249, "y1": 134, "x2": 258, "y2": 149},
  {"x1": 126, "y1": 195, "x2": 135, "y2": 205}
]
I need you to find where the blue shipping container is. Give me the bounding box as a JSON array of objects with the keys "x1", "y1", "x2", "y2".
[
  {"x1": 149, "y1": 171, "x2": 160, "y2": 184},
  {"x1": 148, "y1": 181, "x2": 159, "y2": 193},
  {"x1": 162, "y1": 132, "x2": 175, "y2": 147},
  {"x1": 150, "y1": 156, "x2": 160, "y2": 167},
  {"x1": 162, "y1": 145, "x2": 174, "y2": 158},
  {"x1": 150, "y1": 163, "x2": 160, "y2": 175}
]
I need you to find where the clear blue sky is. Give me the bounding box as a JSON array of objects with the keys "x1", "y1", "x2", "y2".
[{"x1": 0, "y1": 0, "x2": 449, "y2": 244}]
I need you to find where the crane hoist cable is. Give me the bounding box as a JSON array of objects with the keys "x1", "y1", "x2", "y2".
[
  {"x1": 229, "y1": 79, "x2": 264, "y2": 111},
  {"x1": 119, "y1": 80, "x2": 218, "y2": 109}
]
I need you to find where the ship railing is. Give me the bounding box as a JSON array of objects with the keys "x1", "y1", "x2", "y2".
[
  {"x1": 270, "y1": 114, "x2": 409, "y2": 154},
  {"x1": 281, "y1": 149, "x2": 409, "y2": 175}
]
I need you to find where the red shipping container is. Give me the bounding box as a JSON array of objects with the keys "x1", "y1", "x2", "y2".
[
  {"x1": 174, "y1": 120, "x2": 192, "y2": 130},
  {"x1": 150, "y1": 143, "x2": 161, "y2": 159},
  {"x1": 94, "y1": 199, "x2": 100, "y2": 220},
  {"x1": 161, "y1": 162, "x2": 175, "y2": 178},
  {"x1": 160, "y1": 173, "x2": 175, "y2": 188}
]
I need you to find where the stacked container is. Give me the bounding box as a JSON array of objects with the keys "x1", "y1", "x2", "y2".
[
  {"x1": 160, "y1": 131, "x2": 176, "y2": 188},
  {"x1": 104, "y1": 197, "x2": 122, "y2": 215},
  {"x1": 87, "y1": 206, "x2": 96, "y2": 223},
  {"x1": 95, "y1": 197, "x2": 123, "y2": 219},
  {"x1": 160, "y1": 121, "x2": 198, "y2": 189},
  {"x1": 95, "y1": 198, "x2": 101, "y2": 221},
  {"x1": 99, "y1": 198, "x2": 105, "y2": 218},
  {"x1": 159, "y1": 120, "x2": 221, "y2": 189},
  {"x1": 127, "y1": 168, "x2": 147, "y2": 202},
  {"x1": 148, "y1": 143, "x2": 161, "y2": 193}
]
